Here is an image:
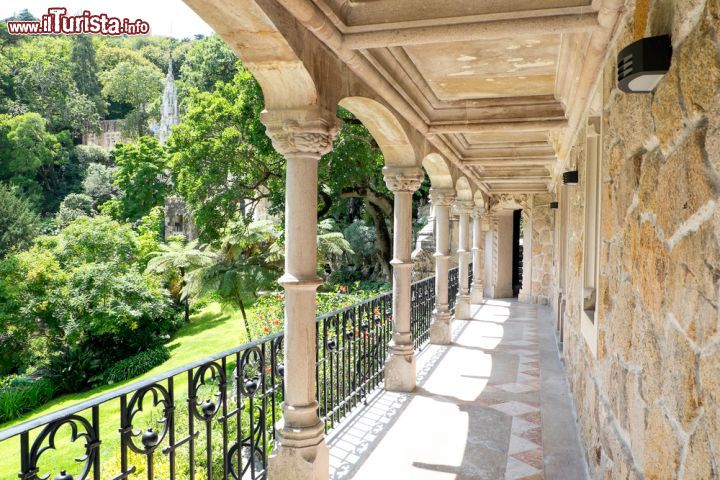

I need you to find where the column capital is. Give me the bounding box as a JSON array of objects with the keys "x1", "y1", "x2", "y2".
[
  {"x1": 262, "y1": 108, "x2": 340, "y2": 157},
  {"x1": 430, "y1": 188, "x2": 456, "y2": 206},
  {"x1": 382, "y1": 166, "x2": 424, "y2": 193},
  {"x1": 471, "y1": 205, "x2": 485, "y2": 218},
  {"x1": 454, "y1": 200, "x2": 475, "y2": 215}
]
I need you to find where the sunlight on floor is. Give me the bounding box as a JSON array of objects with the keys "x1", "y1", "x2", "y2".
[{"x1": 328, "y1": 299, "x2": 585, "y2": 480}]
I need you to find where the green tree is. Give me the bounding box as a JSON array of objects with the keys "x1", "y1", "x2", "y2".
[
  {"x1": 179, "y1": 35, "x2": 238, "y2": 93},
  {"x1": 316, "y1": 218, "x2": 354, "y2": 275},
  {"x1": 70, "y1": 35, "x2": 106, "y2": 120},
  {"x1": 0, "y1": 245, "x2": 66, "y2": 374},
  {"x1": 113, "y1": 137, "x2": 169, "y2": 221},
  {"x1": 0, "y1": 112, "x2": 63, "y2": 206},
  {"x1": 169, "y1": 69, "x2": 283, "y2": 241},
  {"x1": 0, "y1": 183, "x2": 41, "y2": 258},
  {"x1": 55, "y1": 193, "x2": 94, "y2": 227},
  {"x1": 5, "y1": 37, "x2": 99, "y2": 134},
  {"x1": 101, "y1": 61, "x2": 163, "y2": 136},
  {"x1": 185, "y1": 219, "x2": 282, "y2": 339},
  {"x1": 55, "y1": 215, "x2": 140, "y2": 268},
  {"x1": 82, "y1": 162, "x2": 117, "y2": 206},
  {"x1": 145, "y1": 240, "x2": 216, "y2": 322}
]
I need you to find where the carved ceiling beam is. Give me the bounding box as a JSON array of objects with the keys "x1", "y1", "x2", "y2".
[
  {"x1": 480, "y1": 176, "x2": 551, "y2": 183},
  {"x1": 465, "y1": 158, "x2": 555, "y2": 167},
  {"x1": 489, "y1": 186, "x2": 549, "y2": 194},
  {"x1": 429, "y1": 119, "x2": 568, "y2": 134},
  {"x1": 342, "y1": 13, "x2": 600, "y2": 49}
]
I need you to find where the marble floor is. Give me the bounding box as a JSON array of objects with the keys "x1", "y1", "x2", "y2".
[{"x1": 327, "y1": 299, "x2": 587, "y2": 480}]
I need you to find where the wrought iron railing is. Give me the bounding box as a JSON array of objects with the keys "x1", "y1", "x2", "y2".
[
  {"x1": 410, "y1": 275, "x2": 435, "y2": 349},
  {"x1": 448, "y1": 267, "x2": 460, "y2": 312},
  {"x1": 1, "y1": 270, "x2": 461, "y2": 480},
  {"x1": 4, "y1": 334, "x2": 285, "y2": 480},
  {"x1": 316, "y1": 292, "x2": 392, "y2": 431},
  {"x1": 468, "y1": 262, "x2": 473, "y2": 292}
]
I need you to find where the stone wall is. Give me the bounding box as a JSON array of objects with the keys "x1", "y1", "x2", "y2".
[
  {"x1": 556, "y1": 1, "x2": 720, "y2": 478},
  {"x1": 530, "y1": 194, "x2": 554, "y2": 305}
]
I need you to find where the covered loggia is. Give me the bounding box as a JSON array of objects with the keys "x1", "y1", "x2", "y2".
[{"x1": 6, "y1": 0, "x2": 718, "y2": 478}]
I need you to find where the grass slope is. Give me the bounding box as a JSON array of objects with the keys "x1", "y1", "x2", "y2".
[{"x1": 0, "y1": 302, "x2": 250, "y2": 477}]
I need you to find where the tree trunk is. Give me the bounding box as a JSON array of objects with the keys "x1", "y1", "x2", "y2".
[
  {"x1": 318, "y1": 190, "x2": 332, "y2": 218},
  {"x1": 178, "y1": 266, "x2": 190, "y2": 323},
  {"x1": 367, "y1": 202, "x2": 392, "y2": 280}
]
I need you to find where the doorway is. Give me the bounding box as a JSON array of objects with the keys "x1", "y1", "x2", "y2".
[{"x1": 511, "y1": 209, "x2": 523, "y2": 297}]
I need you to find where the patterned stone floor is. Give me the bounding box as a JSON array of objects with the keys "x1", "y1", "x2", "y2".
[{"x1": 327, "y1": 299, "x2": 586, "y2": 480}]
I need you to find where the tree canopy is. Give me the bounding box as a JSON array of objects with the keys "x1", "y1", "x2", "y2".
[{"x1": 168, "y1": 69, "x2": 283, "y2": 241}]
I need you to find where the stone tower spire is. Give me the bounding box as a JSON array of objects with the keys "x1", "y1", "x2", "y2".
[{"x1": 158, "y1": 54, "x2": 179, "y2": 145}]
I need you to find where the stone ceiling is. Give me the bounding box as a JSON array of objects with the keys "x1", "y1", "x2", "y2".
[{"x1": 187, "y1": 0, "x2": 623, "y2": 196}]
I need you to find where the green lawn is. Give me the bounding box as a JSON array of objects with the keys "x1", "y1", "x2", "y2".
[{"x1": 0, "y1": 301, "x2": 253, "y2": 478}]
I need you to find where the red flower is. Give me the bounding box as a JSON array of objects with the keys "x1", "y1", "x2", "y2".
[
  {"x1": 263, "y1": 326, "x2": 269, "y2": 333},
  {"x1": 273, "y1": 320, "x2": 280, "y2": 326}
]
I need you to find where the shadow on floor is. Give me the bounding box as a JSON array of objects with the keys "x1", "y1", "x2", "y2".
[{"x1": 328, "y1": 299, "x2": 585, "y2": 480}]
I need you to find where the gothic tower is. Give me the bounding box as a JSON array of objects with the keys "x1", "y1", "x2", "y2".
[{"x1": 158, "y1": 55, "x2": 179, "y2": 145}]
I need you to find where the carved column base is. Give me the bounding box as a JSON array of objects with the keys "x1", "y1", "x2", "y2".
[
  {"x1": 384, "y1": 345, "x2": 416, "y2": 392},
  {"x1": 454, "y1": 294, "x2": 472, "y2": 320},
  {"x1": 429, "y1": 310, "x2": 453, "y2": 345},
  {"x1": 268, "y1": 436, "x2": 328, "y2": 480},
  {"x1": 470, "y1": 283, "x2": 484, "y2": 304}
]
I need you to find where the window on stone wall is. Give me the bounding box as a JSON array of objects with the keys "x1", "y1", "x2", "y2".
[
  {"x1": 583, "y1": 118, "x2": 601, "y2": 314},
  {"x1": 581, "y1": 116, "x2": 602, "y2": 357}
]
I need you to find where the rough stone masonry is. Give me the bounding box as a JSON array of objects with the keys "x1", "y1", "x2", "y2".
[{"x1": 553, "y1": 0, "x2": 720, "y2": 477}]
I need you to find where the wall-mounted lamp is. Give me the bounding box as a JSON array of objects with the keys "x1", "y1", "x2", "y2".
[
  {"x1": 563, "y1": 170, "x2": 579, "y2": 186},
  {"x1": 550, "y1": 201, "x2": 559, "y2": 209},
  {"x1": 618, "y1": 35, "x2": 672, "y2": 93}
]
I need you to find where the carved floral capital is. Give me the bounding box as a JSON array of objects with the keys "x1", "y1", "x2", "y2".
[
  {"x1": 471, "y1": 206, "x2": 485, "y2": 218},
  {"x1": 454, "y1": 200, "x2": 475, "y2": 215},
  {"x1": 263, "y1": 111, "x2": 340, "y2": 158},
  {"x1": 430, "y1": 188, "x2": 456, "y2": 207},
  {"x1": 382, "y1": 167, "x2": 424, "y2": 193}
]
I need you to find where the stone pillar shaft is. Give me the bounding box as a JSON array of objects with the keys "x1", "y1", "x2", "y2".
[
  {"x1": 454, "y1": 201, "x2": 474, "y2": 319},
  {"x1": 429, "y1": 189, "x2": 455, "y2": 344},
  {"x1": 265, "y1": 111, "x2": 338, "y2": 480},
  {"x1": 518, "y1": 210, "x2": 533, "y2": 303},
  {"x1": 470, "y1": 208, "x2": 485, "y2": 303},
  {"x1": 383, "y1": 167, "x2": 423, "y2": 392}
]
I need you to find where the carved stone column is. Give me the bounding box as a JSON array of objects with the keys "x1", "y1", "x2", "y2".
[
  {"x1": 484, "y1": 213, "x2": 498, "y2": 299},
  {"x1": 264, "y1": 110, "x2": 338, "y2": 480},
  {"x1": 453, "y1": 200, "x2": 474, "y2": 319},
  {"x1": 429, "y1": 189, "x2": 456, "y2": 344},
  {"x1": 470, "y1": 206, "x2": 485, "y2": 304},
  {"x1": 518, "y1": 209, "x2": 533, "y2": 303},
  {"x1": 383, "y1": 166, "x2": 424, "y2": 392}
]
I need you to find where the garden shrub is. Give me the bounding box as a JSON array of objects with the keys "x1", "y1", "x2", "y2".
[
  {"x1": 45, "y1": 345, "x2": 104, "y2": 393},
  {"x1": 93, "y1": 346, "x2": 170, "y2": 386},
  {"x1": 0, "y1": 376, "x2": 56, "y2": 423}
]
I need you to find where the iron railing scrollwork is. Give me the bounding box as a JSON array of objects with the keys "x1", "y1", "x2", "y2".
[
  {"x1": 410, "y1": 275, "x2": 435, "y2": 349},
  {"x1": 448, "y1": 267, "x2": 460, "y2": 312},
  {"x1": 3, "y1": 269, "x2": 459, "y2": 480}
]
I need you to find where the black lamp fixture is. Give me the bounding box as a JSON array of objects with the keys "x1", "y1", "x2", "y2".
[
  {"x1": 550, "y1": 201, "x2": 559, "y2": 209},
  {"x1": 563, "y1": 170, "x2": 579, "y2": 186},
  {"x1": 618, "y1": 35, "x2": 672, "y2": 93}
]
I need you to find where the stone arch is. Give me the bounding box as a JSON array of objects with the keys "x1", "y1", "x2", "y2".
[
  {"x1": 474, "y1": 190, "x2": 485, "y2": 207},
  {"x1": 422, "y1": 153, "x2": 454, "y2": 189},
  {"x1": 338, "y1": 97, "x2": 416, "y2": 166},
  {"x1": 185, "y1": 0, "x2": 317, "y2": 110},
  {"x1": 455, "y1": 176, "x2": 473, "y2": 201}
]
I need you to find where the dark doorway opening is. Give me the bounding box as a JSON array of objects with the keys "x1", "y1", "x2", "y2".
[{"x1": 512, "y1": 209, "x2": 523, "y2": 297}]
